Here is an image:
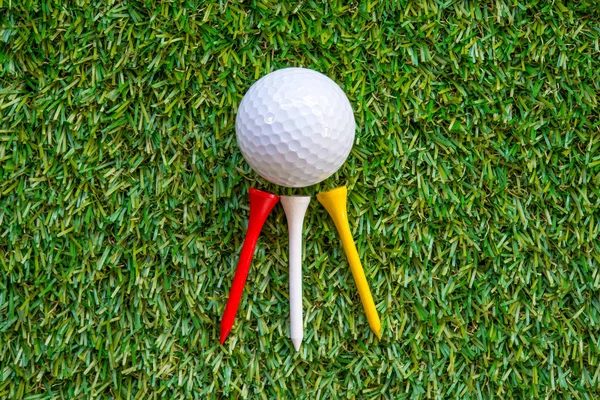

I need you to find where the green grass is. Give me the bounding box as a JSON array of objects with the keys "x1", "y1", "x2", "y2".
[{"x1": 1, "y1": 0, "x2": 600, "y2": 398}]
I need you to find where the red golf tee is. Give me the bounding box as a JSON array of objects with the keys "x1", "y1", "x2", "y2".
[{"x1": 220, "y1": 188, "x2": 279, "y2": 344}]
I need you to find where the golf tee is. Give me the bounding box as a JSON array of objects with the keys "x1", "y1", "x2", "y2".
[
  {"x1": 220, "y1": 188, "x2": 279, "y2": 344},
  {"x1": 316, "y1": 186, "x2": 381, "y2": 339},
  {"x1": 280, "y1": 196, "x2": 311, "y2": 351}
]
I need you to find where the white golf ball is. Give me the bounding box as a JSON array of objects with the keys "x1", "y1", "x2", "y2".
[{"x1": 236, "y1": 68, "x2": 355, "y2": 187}]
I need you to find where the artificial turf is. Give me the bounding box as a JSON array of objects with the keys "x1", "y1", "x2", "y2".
[{"x1": 1, "y1": 0, "x2": 600, "y2": 398}]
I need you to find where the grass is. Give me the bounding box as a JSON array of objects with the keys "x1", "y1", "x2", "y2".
[{"x1": 1, "y1": 0, "x2": 600, "y2": 398}]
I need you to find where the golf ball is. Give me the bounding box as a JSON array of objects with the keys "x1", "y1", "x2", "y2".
[{"x1": 236, "y1": 68, "x2": 355, "y2": 187}]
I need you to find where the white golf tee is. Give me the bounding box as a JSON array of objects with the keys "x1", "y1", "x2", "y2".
[{"x1": 280, "y1": 196, "x2": 311, "y2": 352}]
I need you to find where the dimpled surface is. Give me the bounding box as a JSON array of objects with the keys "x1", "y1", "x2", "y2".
[{"x1": 236, "y1": 68, "x2": 355, "y2": 187}]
